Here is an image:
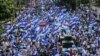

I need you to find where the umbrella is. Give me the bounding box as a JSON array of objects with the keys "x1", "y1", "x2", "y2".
[{"x1": 39, "y1": 21, "x2": 47, "y2": 27}]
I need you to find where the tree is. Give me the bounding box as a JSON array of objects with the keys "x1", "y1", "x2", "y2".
[
  {"x1": 80, "y1": 0, "x2": 89, "y2": 4},
  {"x1": 96, "y1": 0, "x2": 100, "y2": 5},
  {"x1": 57, "y1": 0, "x2": 90, "y2": 10},
  {"x1": 15, "y1": 0, "x2": 29, "y2": 7},
  {"x1": 0, "y1": 0, "x2": 16, "y2": 20},
  {"x1": 15, "y1": 0, "x2": 31, "y2": 12},
  {"x1": 59, "y1": 0, "x2": 76, "y2": 10}
]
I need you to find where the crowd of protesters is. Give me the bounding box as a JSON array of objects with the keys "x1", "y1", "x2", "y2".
[{"x1": 0, "y1": 2, "x2": 100, "y2": 56}]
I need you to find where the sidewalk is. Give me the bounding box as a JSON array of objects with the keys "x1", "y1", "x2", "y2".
[
  {"x1": 92, "y1": 6, "x2": 100, "y2": 13},
  {"x1": 92, "y1": 6, "x2": 100, "y2": 19}
]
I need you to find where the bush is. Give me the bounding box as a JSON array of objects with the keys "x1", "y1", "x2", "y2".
[{"x1": 0, "y1": 28, "x2": 4, "y2": 34}]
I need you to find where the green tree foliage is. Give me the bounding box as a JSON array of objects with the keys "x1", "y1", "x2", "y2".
[
  {"x1": 80, "y1": 0, "x2": 89, "y2": 4},
  {"x1": 0, "y1": 28, "x2": 4, "y2": 34},
  {"x1": 0, "y1": 0, "x2": 16, "y2": 20},
  {"x1": 60, "y1": 0, "x2": 75, "y2": 5},
  {"x1": 60, "y1": 0, "x2": 90, "y2": 6},
  {"x1": 96, "y1": 0, "x2": 100, "y2": 5},
  {"x1": 15, "y1": 0, "x2": 30, "y2": 11},
  {"x1": 15, "y1": 0, "x2": 29, "y2": 7},
  {"x1": 58, "y1": 0, "x2": 90, "y2": 10}
]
